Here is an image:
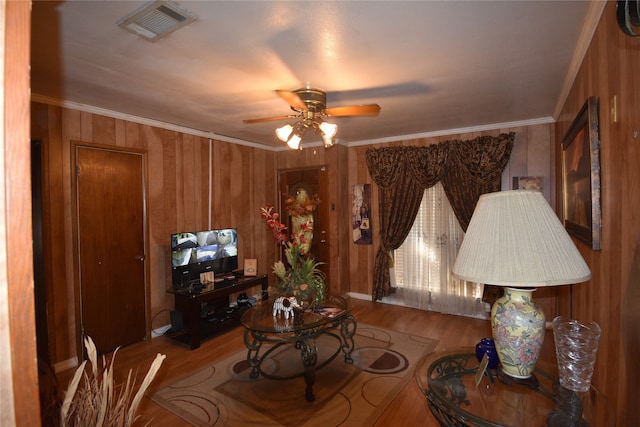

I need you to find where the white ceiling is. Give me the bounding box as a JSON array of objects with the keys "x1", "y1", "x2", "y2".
[{"x1": 30, "y1": 1, "x2": 603, "y2": 149}]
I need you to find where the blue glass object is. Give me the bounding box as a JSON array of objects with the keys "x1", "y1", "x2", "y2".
[{"x1": 476, "y1": 337, "x2": 499, "y2": 369}]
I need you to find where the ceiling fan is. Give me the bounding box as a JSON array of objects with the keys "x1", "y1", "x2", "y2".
[{"x1": 243, "y1": 87, "x2": 381, "y2": 149}]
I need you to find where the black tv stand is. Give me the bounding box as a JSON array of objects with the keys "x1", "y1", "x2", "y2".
[{"x1": 166, "y1": 274, "x2": 268, "y2": 350}]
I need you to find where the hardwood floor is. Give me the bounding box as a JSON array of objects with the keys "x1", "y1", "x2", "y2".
[{"x1": 54, "y1": 298, "x2": 556, "y2": 426}]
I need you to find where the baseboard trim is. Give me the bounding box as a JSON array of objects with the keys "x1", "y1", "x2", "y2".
[
  {"x1": 347, "y1": 292, "x2": 371, "y2": 301},
  {"x1": 153, "y1": 324, "x2": 172, "y2": 337}
]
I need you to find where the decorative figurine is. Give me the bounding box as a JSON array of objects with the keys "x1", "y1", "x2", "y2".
[{"x1": 272, "y1": 296, "x2": 301, "y2": 320}]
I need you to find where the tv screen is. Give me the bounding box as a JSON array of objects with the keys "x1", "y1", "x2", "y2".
[{"x1": 170, "y1": 228, "x2": 238, "y2": 286}]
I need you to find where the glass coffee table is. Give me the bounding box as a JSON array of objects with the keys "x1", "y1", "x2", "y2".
[
  {"x1": 415, "y1": 348, "x2": 615, "y2": 427},
  {"x1": 240, "y1": 295, "x2": 357, "y2": 402}
]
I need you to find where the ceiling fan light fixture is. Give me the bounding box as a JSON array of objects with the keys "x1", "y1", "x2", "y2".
[
  {"x1": 275, "y1": 124, "x2": 294, "y2": 142},
  {"x1": 321, "y1": 134, "x2": 334, "y2": 148},
  {"x1": 287, "y1": 133, "x2": 302, "y2": 150},
  {"x1": 319, "y1": 121, "x2": 338, "y2": 139},
  {"x1": 244, "y1": 86, "x2": 379, "y2": 149}
]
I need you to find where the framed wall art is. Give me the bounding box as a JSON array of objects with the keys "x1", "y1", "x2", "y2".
[
  {"x1": 243, "y1": 259, "x2": 257, "y2": 276},
  {"x1": 352, "y1": 184, "x2": 372, "y2": 245},
  {"x1": 512, "y1": 176, "x2": 544, "y2": 191},
  {"x1": 561, "y1": 96, "x2": 602, "y2": 250}
]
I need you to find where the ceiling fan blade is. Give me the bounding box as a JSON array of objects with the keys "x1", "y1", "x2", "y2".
[
  {"x1": 328, "y1": 82, "x2": 431, "y2": 102},
  {"x1": 324, "y1": 104, "x2": 381, "y2": 117},
  {"x1": 243, "y1": 115, "x2": 295, "y2": 124},
  {"x1": 276, "y1": 90, "x2": 308, "y2": 111}
]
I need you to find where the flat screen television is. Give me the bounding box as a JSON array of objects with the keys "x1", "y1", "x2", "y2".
[{"x1": 170, "y1": 228, "x2": 238, "y2": 286}]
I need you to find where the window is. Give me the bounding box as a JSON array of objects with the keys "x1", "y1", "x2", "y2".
[{"x1": 388, "y1": 182, "x2": 487, "y2": 318}]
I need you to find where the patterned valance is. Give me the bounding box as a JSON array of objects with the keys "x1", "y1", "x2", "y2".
[{"x1": 365, "y1": 132, "x2": 515, "y2": 301}]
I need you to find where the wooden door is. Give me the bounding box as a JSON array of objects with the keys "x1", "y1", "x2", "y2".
[
  {"x1": 75, "y1": 145, "x2": 147, "y2": 355},
  {"x1": 279, "y1": 167, "x2": 330, "y2": 282}
]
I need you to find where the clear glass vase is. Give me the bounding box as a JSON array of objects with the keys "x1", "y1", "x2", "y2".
[{"x1": 552, "y1": 316, "x2": 601, "y2": 392}]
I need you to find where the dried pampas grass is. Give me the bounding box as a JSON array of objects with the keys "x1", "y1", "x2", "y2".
[{"x1": 60, "y1": 337, "x2": 166, "y2": 427}]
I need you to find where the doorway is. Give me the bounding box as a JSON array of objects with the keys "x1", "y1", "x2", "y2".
[
  {"x1": 279, "y1": 167, "x2": 330, "y2": 282},
  {"x1": 32, "y1": 140, "x2": 49, "y2": 363},
  {"x1": 73, "y1": 144, "x2": 148, "y2": 355}
]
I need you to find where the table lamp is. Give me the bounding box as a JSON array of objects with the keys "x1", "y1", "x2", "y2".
[{"x1": 452, "y1": 190, "x2": 591, "y2": 385}]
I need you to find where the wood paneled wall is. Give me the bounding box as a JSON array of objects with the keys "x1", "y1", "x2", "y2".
[
  {"x1": 554, "y1": 3, "x2": 639, "y2": 424},
  {"x1": 3, "y1": 2, "x2": 39, "y2": 425},
  {"x1": 31, "y1": 102, "x2": 276, "y2": 366}
]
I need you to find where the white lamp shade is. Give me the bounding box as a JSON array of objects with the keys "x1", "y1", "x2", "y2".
[
  {"x1": 275, "y1": 124, "x2": 293, "y2": 142},
  {"x1": 321, "y1": 134, "x2": 334, "y2": 148},
  {"x1": 286, "y1": 133, "x2": 301, "y2": 150},
  {"x1": 319, "y1": 121, "x2": 337, "y2": 138},
  {"x1": 452, "y1": 190, "x2": 591, "y2": 287}
]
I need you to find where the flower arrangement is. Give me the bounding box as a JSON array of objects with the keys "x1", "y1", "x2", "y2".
[
  {"x1": 261, "y1": 202, "x2": 326, "y2": 307},
  {"x1": 284, "y1": 192, "x2": 321, "y2": 217}
]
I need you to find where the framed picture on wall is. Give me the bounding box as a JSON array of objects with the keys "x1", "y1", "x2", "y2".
[
  {"x1": 352, "y1": 184, "x2": 372, "y2": 245},
  {"x1": 561, "y1": 96, "x2": 602, "y2": 250},
  {"x1": 512, "y1": 176, "x2": 544, "y2": 191}
]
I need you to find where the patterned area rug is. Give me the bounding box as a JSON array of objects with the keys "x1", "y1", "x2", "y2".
[{"x1": 151, "y1": 324, "x2": 438, "y2": 426}]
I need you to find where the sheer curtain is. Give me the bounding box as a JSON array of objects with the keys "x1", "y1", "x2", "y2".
[{"x1": 388, "y1": 182, "x2": 487, "y2": 319}]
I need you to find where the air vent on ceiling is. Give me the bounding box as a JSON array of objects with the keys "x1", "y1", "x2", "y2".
[{"x1": 117, "y1": 0, "x2": 196, "y2": 42}]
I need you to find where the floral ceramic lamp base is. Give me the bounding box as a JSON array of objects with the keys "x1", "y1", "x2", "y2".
[{"x1": 491, "y1": 287, "x2": 546, "y2": 385}]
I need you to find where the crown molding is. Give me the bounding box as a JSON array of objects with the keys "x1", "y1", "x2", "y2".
[
  {"x1": 30, "y1": 93, "x2": 275, "y2": 151},
  {"x1": 32, "y1": 93, "x2": 555, "y2": 151},
  {"x1": 345, "y1": 117, "x2": 555, "y2": 147}
]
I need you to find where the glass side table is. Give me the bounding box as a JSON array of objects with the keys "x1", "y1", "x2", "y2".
[{"x1": 415, "y1": 348, "x2": 615, "y2": 427}]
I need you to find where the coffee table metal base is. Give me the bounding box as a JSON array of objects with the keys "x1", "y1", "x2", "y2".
[{"x1": 243, "y1": 313, "x2": 356, "y2": 401}]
